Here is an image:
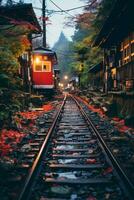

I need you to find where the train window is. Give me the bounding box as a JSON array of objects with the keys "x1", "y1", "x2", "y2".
[
  {"x1": 35, "y1": 64, "x2": 42, "y2": 71},
  {"x1": 34, "y1": 61, "x2": 51, "y2": 72},
  {"x1": 43, "y1": 65, "x2": 47, "y2": 70},
  {"x1": 42, "y1": 61, "x2": 51, "y2": 72}
]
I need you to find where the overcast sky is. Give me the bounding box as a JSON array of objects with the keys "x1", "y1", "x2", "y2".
[
  {"x1": 3, "y1": 0, "x2": 85, "y2": 46},
  {"x1": 45, "y1": 0, "x2": 85, "y2": 47},
  {"x1": 29, "y1": 0, "x2": 85, "y2": 47}
]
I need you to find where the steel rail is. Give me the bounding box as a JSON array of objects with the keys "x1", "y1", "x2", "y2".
[
  {"x1": 72, "y1": 95, "x2": 134, "y2": 200},
  {"x1": 18, "y1": 95, "x2": 67, "y2": 200}
]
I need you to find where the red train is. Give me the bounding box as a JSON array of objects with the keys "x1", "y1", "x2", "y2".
[{"x1": 31, "y1": 47, "x2": 58, "y2": 91}]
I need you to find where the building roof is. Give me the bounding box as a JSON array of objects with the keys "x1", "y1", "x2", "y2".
[
  {"x1": 93, "y1": 0, "x2": 134, "y2": 47},
  {"x1": 88, "y1": 62, "x2": 103, "y2": 73},
  {"x1": 0, "y1": 3, "x2": 41, "y2": 33}
]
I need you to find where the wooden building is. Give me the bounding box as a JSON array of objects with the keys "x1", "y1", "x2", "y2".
[
  {"x1": 93, "y1": 0, "x2": 134, "y2": 93},
  {"x1": 0, "y1": 3, "x2": 41, "y2": 92},
  {"x1": 88, "y1": 62, "x2": 103, "y2": 91}
]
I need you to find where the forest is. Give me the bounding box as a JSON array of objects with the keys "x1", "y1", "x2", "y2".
[
  {"x1": 55, "y1": 0, "x2": 116, "y2": 86},
  {"x1": 0, "y1": 0, "x2": 118, "y2": 127}
]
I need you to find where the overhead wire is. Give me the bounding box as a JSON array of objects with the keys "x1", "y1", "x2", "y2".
[
  {"x1": 44, "y1": 0, "x2": 98, "y2": 49},
  {"x1": 49, "y1": 0, "x2": 98, "y2": 14},
  {"x1": 49, "y1": 0, "x2": 75, "y2": 18},
  {"x1": 61, "y1": 5, "x2": 90, "y2": 12},
  {"x1": 4, "y1": 0, "x2": 98, "y2": 14},
  {"x1": 33, "y1": 0, "x2": 98, "y2": 16}
]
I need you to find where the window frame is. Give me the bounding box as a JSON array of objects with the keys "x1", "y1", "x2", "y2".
[{"x1": 34, "y1": 60, "x2": 51, "y2": 72}]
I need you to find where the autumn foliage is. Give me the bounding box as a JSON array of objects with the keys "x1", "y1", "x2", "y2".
[
  {"x1": 0, "y1": 102, "x2": 54, "y2": 157},
  {"x1": 78, "y1": 96, "x2": 134, "y2": 134},
  {"x1": 0, "y1": 129, "x2": 24, "y2": 156},
  {"x1": 42, "y1": 104, "x2": 53, "y2": 112},
  {"x1": 0, "y1": 23, "x2": 32, "y2": 127}
]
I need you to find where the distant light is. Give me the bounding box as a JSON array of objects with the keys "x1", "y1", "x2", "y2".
[
  {"x1": 64, "y1": 75, "x2": 68, "y2": 80},
  {"x1": 59, "y1": 82, "x2": 64, "y2": 87},
  {"x1": 67, "y1": 84, "x2": 70, "y2": 87}
]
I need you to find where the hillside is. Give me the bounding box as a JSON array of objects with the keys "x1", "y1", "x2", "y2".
[{"x1": 53, "y1": 32, "x2": 73, "y2": 78}]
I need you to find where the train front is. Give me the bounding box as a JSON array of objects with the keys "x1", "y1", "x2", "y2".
[{"x1": 31, "y1": 47, "x2": 57, "y2": 91}]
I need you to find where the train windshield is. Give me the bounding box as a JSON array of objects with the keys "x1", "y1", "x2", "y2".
[
  {"x1": 35, "y1": 64, "x2": 42, "y2": 71},
  {"x1": 34, "y1": 60, "x2": 51, "y2": 72}
]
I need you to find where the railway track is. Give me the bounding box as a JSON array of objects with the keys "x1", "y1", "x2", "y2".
[{"x1": 18, "y1": 95, "x2": 133, "y2": 200}]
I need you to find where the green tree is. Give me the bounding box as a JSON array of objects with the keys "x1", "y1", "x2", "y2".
[
  {"x1": 93, "y1": 0, "x2": 117, "y2": 32},
  {"x1": 0, "y1": 25, "x2": 30, "y2": 128},
  {"x1": 69, "y1": 10, "x2": 102, "y2": 87},
  {"x1": 68, "y1": 0, "x2": 116, "y2": 87},
  {"x1": 0, "y1": 26, "x2": 30, "y2": 88}
]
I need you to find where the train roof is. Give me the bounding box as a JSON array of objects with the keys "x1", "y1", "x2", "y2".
[{"x1": 32, "y1": 47, "x2": 56, "y2": 56}]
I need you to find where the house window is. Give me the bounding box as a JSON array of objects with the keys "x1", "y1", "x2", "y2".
[
  {"x1": 123, "y1": 45, "x2": 130, "y2": 64},
  {"x1": 121, "y1": 36, "x2": 131, "y2": 65},
  {"x1": 131, "y1": 41, "x2": 134, "y2": 60}
]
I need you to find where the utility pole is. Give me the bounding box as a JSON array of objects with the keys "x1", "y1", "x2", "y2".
[{"x1": 42, "y1": 0, "x2": 46, "y2": 47}]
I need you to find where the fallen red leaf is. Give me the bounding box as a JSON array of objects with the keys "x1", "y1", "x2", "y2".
[
  {"x1": 0, "y1": 129, "x2": 24, "y2": 156},
  {"x1": 42, "y1": 104, "x2": 53, "y2": 112},
  {"x1": 103, "y1": 167, "x2": 113, "y2": 175},
  {"x1": 86, "y1": 159, "x2": 96, "y2": 164}
]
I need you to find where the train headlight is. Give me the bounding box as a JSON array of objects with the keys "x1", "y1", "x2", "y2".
[{"x1": 35, "y1": 56, "x2": 40, "y2": 64}]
